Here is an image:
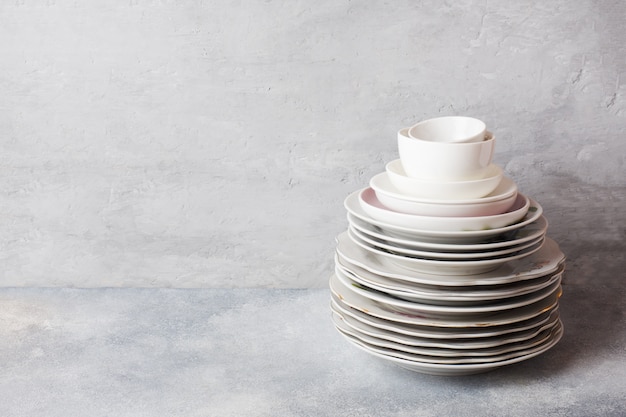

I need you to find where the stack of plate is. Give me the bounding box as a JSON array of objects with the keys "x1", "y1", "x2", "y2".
[{"x1": 330, "y1": 120, "x2": 566, "y2": 376}]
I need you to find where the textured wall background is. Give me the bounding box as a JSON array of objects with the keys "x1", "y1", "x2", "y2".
[{"x1": 1, "y1": 0, "x2": 624, "y2": 288}]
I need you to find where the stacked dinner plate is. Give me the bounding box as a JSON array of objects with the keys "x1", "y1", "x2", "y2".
[{"x1": 330, "y1": 117, "x2": 565, "y2": 376}]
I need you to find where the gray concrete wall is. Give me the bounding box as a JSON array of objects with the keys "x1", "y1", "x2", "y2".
[{"x1": 1, "y1": 0, "x2": 624, "y2": 288}]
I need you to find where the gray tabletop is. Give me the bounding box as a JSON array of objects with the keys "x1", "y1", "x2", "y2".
[{"x1": 1, "y1": 274, "x2": 625, "y2": 417}]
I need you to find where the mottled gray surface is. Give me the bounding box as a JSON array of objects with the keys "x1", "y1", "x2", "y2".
[
  {"x1": 1, "y1": 0, "x2": 625, "y2": 287},
  {"x1": 1, "y1": 279, "x2": 625, "y2": 416}
]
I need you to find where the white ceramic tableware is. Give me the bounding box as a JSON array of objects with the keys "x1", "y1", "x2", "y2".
[
  {"x1": 329, "y1": 272, "x2": 562, "y2": 327},
  {"x1": 347, "y1": 213, "x2": 548, "y2": 253},
  {"x1": 334, "y1": 232, "x2": 565, "y2": 287},
  {"x1": 407, "y1": 116, "x2": 487, "y2": 143},
  {"x1": 333, "y1": 318, "x2": 563, "y2": 375},
  {"x1": 358, "y1": 188, "x2": 530, "y2": 232},
  {"x1": 337, "y1": 258, "x2": 564, "y2": 304},
  {"x1": 331, "y1": 292, "x2": 561, "y2": 340},
  {"x1": 332, "y1": 311, "x2": 559, "y2": 362},
  {"x1": 373, "y1": 174, "x2": 515, "y2": 217},
  {"x1": 397, "y1": 128, "x2": 495, "y2": 181},
  {"x1": 344, "y1": 189, "x2": 543, "y2": 243},
  {"x1": 331, "y1": 300, "x2": 561, "y2": 350},
  {"x1": 382, "y1": 159, "x2": 504, "y2": 202},
  {"x1": 348, "y1": 225, "x2": 545, "y2": 260},
  {"x1": 334, "y1": 266, "x2": 561, "y2": 316},
  {"x1": 346, "y1": 229, "x2": 545, "y2": 275}
]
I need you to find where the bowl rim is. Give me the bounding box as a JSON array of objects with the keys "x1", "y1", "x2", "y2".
[{"x1": 398, "y1": 128, "x2": 496, "y2": 147}]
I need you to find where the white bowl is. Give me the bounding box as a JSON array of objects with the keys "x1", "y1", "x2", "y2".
[
  {"x1": 408, "y1": 116, "x2": 486, "y2": 143},
  {"x1": 371, "y1": 173, "x2": 517, "y2": 217},
  {"x1": 398, "y1": 128, "x2": 495, "y2": 181},
  {"x1": 384, "y1": 159, "x2": 504, "y2": 200},
  {"x1": 358, "y1": 188, "x2": 530, "y2": 232}
]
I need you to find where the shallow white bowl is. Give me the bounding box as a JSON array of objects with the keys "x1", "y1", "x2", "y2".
[
  {"x1": 384, "y1": 159, "x2": 504, "y2": 200},
  {"x1": 358, "y1": 188, "x2": 530, "y2": 232},
  {"x1": 398, "y1": 128, "x2": 495, "y2": 181},
  {"x1": 371, "y1": 173, "x2": 516, "y2": 217},
  {"x1": 408, "y1": 116, "x2": 486, "y2": 143}
]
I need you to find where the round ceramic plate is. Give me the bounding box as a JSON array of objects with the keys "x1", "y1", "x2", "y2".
[
  {"x1": 334, "y1": 320, "x2": 563, "y2": 375},
  {"x1": 344, "y1": 189, "x2": 543, "y2": 243},
  {"x1": 346, "y1": 229, "x2": 545, "y2": 276},
  {"x1": 336, "y1": 259, "x2": 565, "y2": 304},
  {"x1": 359, "y1": 188, "x2": 530, "y2": 232},
  {"x1": 329, "y1": 273, "x2": 562, "y2": 328},
  {"x1": 348, "y1": 214, "x2": 549, "y2": 254},
  {"x1": 333, "y1": 269, "x2": 562, "y2": 317},
  {"x1": 370, "y1": 172, "x2": 516, "y2": 216},
  {"x1": 330, "y1": 292, "x2": 560, "y2": 339},
  {"x1": 349, "y1": 226, "x2": 546, "y2": 260},
  {"x1": 376, "y1": 170, "x2": 518, "y2": 205},
  {"x1": 331, "y1": 302, "x2": 561, "y2": 350},
  {"x1": 332, "y1": 310, "x2": 559, "y2": 362},
  {"x1": 335, "y1": 231, "x2": 565, "y2": 286}
]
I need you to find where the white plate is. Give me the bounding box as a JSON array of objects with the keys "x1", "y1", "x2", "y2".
[
  {"x1": 349, "y1": 225, "x2": 545, "y2": 260},
  {"x1": 330, "y1": 293, "x2": 560, "y2": 339},
  {"x1": 378, "y1": 167, "x2": 517, "y2": 206},
  {"x1": 334, "y1": 319, "x2": 563, "y2": 375},
  {"x1": 379, "y1": 172, "x2": 518, "y2": 205},
  {"x1": 358, "y1": 188, "x2": 530, "y2": 232},
  {"x1": 372, "y1": 170, "x2": 516, "y2": 216},
  {"x1": 331, "y1": 302, "x2": 561, "y2": 351},
  {"x1": 345, "y1": 189, "x2": 544, "y2": 243},
  {"x1": 383, "y1": 158, "x2": 503, "y2": 202},
  {"x1": 348, "y1": 213, "x2": 549, "y2": 252},
  {"x1": 337, "y1": 259, "x2": 565, "y2": 304},
  {"x1": 329, "y1": 273, "x2": 562, "y2": 328},
  {"x1": 334, "y1": 269, "x2": 562, "y2": 317},
  {"x1": 332, "y1": 311, "x2": 559, "y2": 362},
  {"x1": 335, "y1": 232, "x2": 565, "y2": 286},
  {"x1": 346, "y1": 229, "x2": 545, "y2": 275}
]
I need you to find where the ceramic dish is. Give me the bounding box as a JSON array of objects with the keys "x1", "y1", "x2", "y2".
[
  {"x1": 332, "y1": 311, "x2": 558, "y2": 361},
  {"x1": 340, "y1": 229, "x2": 549, "y2": 277},
  {"x1": 346, "y1": 229, "x2": 545, "y2": 275},
  {"x1": 329, "y1": 273, "x2": 562, "y2": 328},
  {"x1": 330, "y1": 293, "x2": 560, "y2": 340},
  {"x1": 331, "y1": 301, "x2": 561, "y2": 350},
  {"x1": 398, "y1": 128, "x2": 496, "y2": 181},
  {"x1": 347, "y1": 213, "x2": 548, "y2": 252},
  {"x1": 380, "y1": 161, "x2": 505, "y2": 203},
  {"x1": 384, "y1": 162, "x2": 504, "y2": 201},
  {"x1": 349, "y1": 225, "x2": 545, "y2": 260},
  {"x1": 358, "y1": 188, "x2": 530, "y2": 232},
  {"x1": 373, "y1": 174, "x2": 518, "y2": 205},
  {"x1": 334, "y1": 268, "x2": 561, "y2": 317},
  {"x1": 334, "y1": 320, "x2": 563, "y2": 375},
  {"x1": 337, "y1": 259, "x2": 564, "y2": 304},
  {"x1": 345, "y1": 189, "x2": 543, "y2": 243},
  {"x1": 333, "y1": 322, "x2": 554, "y2": 365},
  {"x1": 335, "y1": 233, "x2": 565, "y2": 287}
]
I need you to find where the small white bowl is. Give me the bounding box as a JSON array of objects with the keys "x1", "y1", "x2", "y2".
[
  {"x1": 398, "y1": 128, "x2": 495, "y2": 181},
  {"x1": 371, "y1": 173, "x2": 517, "y2": 217},
  {"x1": 408, "y1": 116, "x2": 486, "y2": 143},
  {"x1": 385, "y1": 159, "x2": 503, "y2": 200},
  {"x1": 358, "y1": 188, "x2": 530, "y2": 232}
]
